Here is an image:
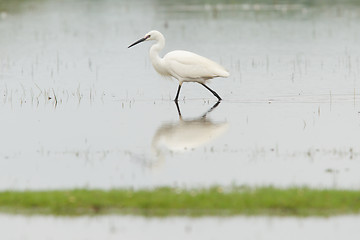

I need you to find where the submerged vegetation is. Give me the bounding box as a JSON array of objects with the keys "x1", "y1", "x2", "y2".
[{"x1": 0, "y1": 186, "x2": 359, "y2": 216}]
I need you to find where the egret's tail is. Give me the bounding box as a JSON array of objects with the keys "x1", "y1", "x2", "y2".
[
  {"x1": 215, "y1": 68, "x2": 229, "y2": 78},
  {"x1": 220, "y1": 70, "x2": 230, "y2": 78}
]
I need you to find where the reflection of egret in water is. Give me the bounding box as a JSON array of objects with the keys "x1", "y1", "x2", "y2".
[{"x1": 151, "y1": 101, "x2": 228, "y2": 165}]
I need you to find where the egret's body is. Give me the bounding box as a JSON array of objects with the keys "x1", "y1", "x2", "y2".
[{"x1": 128, "y1": 30, "x2": 229, "y2": 101}]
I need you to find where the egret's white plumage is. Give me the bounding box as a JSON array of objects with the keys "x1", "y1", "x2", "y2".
[
  {"x1": 128, "y1": 30, "x2": 229, "y2": 101},
  {"x1": 164, "y1": 50, "x2": 229, "y2": 82}
]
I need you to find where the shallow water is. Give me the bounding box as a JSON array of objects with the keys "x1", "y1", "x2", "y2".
[
  {"x1": 2, "y1": 213, "x2": 360, "y2": 240},
  {"x1": 1, "y1": 0, "x2": 360, "y2": 190}
]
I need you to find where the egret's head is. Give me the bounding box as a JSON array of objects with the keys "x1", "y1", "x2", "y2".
[
  {"x1": 144, "y1": 30, "x2": 162, "y2": 41},
  {"x1": 128, "y1": 30, "x2": 163, "y2": 48}
]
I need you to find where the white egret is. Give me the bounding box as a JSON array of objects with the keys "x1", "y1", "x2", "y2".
[{"x1": 128, "y1": 30, "x2": 229, "y2": 101}]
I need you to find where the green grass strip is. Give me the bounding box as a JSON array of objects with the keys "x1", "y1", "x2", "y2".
[{"x1": 0, "y1": 186, "x2": 359, "y2": 216}]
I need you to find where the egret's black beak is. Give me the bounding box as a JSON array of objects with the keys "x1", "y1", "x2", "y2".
[{"x1": 128, "y1": 35, "x2": 149, "y2": 48}]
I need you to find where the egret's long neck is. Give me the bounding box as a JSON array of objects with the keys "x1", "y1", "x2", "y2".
[{"x1": 149, "y1": 34, "x2": 167, "y2": 75}]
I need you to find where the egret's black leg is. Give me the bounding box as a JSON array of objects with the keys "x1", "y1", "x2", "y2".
[
  {"x1": 200, "y1": 83, "x2": 222, "y2": 101},
  {"x1": 174, "y1": 84, "x2": 182, "y2": 102}
]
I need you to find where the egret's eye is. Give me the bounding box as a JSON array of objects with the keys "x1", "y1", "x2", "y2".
[{"x1": 146, "y1": 35, "x2": 151, "y2": 39}]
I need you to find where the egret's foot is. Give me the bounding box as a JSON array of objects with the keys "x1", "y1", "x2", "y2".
[{"x1": 199, "y1": 83, "x2": 222, "y2": 101}]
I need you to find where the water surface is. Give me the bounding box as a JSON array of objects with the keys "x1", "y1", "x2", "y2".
[
  {"x1": 1, "y1": 0, "x2": 360, "y2": 190},
  {"x1": 2, "y1": 214, "x2": 360, "y2": 240}
]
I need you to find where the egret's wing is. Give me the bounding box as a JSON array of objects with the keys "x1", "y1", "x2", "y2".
[{"x1": 164, "y1": 50, "x2": 229, "y2": 80}]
